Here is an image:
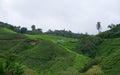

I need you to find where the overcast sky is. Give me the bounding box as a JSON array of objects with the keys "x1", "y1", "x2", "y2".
[{"x1": 0, "y1": 0, "x2": 120, "y2": 34}]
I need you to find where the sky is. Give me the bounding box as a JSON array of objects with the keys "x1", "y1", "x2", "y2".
[{"x1": 0, "y1": 0, "x2": 120, "y2": 34}]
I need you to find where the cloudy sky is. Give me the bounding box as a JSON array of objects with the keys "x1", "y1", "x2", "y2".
[{"x1": 0, "y1": 0, "x2": 120, "y2": 34}]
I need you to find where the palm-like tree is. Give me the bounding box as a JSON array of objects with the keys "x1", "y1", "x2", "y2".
[{"x1": 96, "y1": 22, "x2": 102, "y2": 33}]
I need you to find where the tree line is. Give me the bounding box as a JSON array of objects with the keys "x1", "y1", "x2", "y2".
[
  {"x1": 0, "y1": 21, "x2": 120, "y2": 39},
  {"x1": 0, "y1": 22, "x2": 84, "y2": 39}
]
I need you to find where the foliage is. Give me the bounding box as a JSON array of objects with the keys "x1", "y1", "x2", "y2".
[
  {"x1": 0, "y1": 21, "x2": 21, "y2": 33},
  {"x1": 16, "y1": 39, "x2": 88, "y2": 75},
  {"x1": 0, "y1": 52, "x2": 24, "y2": 75},
  {"x1": 100, "y1": 50, "x2": 120, "y2": 75},
  {"x1": 80, "y1": 57, "x2": 102, "y2": 73},
  {"x1": 0, "y1": 61, "x2": 24, "y2": 75},
  {"x1": 25, "y1": 34, "x2": 78, "y2": 50},
  {"x1": 45, "y1": 29, "x2": 83, "y2": 39},
  {"x1": 0, "y1": 28, "x2": 25, "y2": 40},
  {"x1": 31, "y1": 25, "x2": 36, "y2": 31},
  {"x1": 20, "y1": 27, "x2": 27, "y2": 34},
  {"x1": 0, "y1": 21, "x2": 84, "y2": 39},
  {"x1": 98, "y1": 24, "x2": 120, "y2": 38},
  {"x1": 85, "y1": 65, "x2": 104, "y2": 75},
  {"x1": 30, "y1": 25, "x2": 43, "y2": 34},
  {"x1": 97, "y1": 38, "x2": 120, "y2": 75},
  {"x1": 76, "y1": 35, "x2": 103, "y2": 58},
  {"x1": 0, "y1": 21, "x2": 120, "y2": 75},
  {"x1": 108, "y1": 24, "x2": 116, "y2": 29},
  {"x1": 0, "y1": 31, "x2": 88, "y2": 75}
]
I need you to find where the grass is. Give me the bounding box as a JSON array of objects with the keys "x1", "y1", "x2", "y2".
[
  {"x1": 97, "y1": 38, "x2": 120, "y2": 57},
  {"x1": 0, "y1": 28, "x2": 25, "y2": 40},
  {"x1": 0, "y1": 31, "x2": 89, "y2": 75},
  {"x1": 24, "y1": 34, "x2": 89, "y2": 73},
  {"x1": 16, "y1": 38, "x2": 89, "y2": 75},
  {"x1": 25, "y1": 34, "x2": 78, "y2": 50},
  {"x1": 100, "y1": 49, "x2": 120, "y2": 75}
]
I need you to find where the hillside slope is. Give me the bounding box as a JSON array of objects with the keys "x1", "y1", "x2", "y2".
[
  {"x1": 97, "y1": 38, "x2": 120, "y2": 75},
  {"x1": 0, "y1": 27, "x2": 25, "y2": 40},
  {"x1": 0, "y1": 21, "x2": 120, "y2": 75},
  {"x1": 22, "y1": 34, "x2": 89, "y2": 75},
  {"x1": 17, "y1": 39, "x2": 89, "y2": 75},
  {"x1": 0, "y1": 27, "x2": 89, "y2": 75}
]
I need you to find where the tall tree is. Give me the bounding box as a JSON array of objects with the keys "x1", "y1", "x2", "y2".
[
  {"x1": 31, "y1": 25, "x2": 36, "y2": 31},
  {"x1": 108, "y1": 24, "x2": 116, "y2": 29},
  {"x1": 96, "y1": 22, "x2": 102, "y2": 33},
  {"x1": 20, "y1": 27, "x2": 27, "y2": 34}
]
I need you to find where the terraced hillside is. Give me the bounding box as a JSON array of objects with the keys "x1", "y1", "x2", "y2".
[
  {"x1": 0, "y1": 27, "x2": 89, "y2": 75},
  {"x1": 0, "y1": 22, "x2": 120, "y2": 75}
]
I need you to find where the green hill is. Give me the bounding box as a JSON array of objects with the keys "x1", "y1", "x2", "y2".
[
  {"x1": 0, "y1": 21, "x2": 120, "y2": 75},
  {"x1": 17, "y1": 39, "x2": 89, "y2": 75},
  {"x1": 0, "y1": 27, "x2": 89, "y2": 75},
  {"x1": 98, "y1": 24, "x2": 120, "y2": 38},
  {"x1": 76, "y1": 24, "x2": 120, "y2": 75},
  {"x1": 0, "y1": 27, "x2": 25, "y2": 40},
  {"x1": 96, "y1": 24, "x2": 120, "y2": 75},
  {"x1": 97, "y1": 38, "x2": 120, "y2": 75}
]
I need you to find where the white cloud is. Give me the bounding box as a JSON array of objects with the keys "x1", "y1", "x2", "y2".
[{"x1": 0, "y1": 0, "x2": 120, "y2": 34}]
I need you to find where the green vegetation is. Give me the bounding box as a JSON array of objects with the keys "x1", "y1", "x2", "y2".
[
  {"x1": 98, "y1": 24, "x2": 120, "y2": 38},
  {"x1": 0, "y1": 23, "x2": 89, "y2": 75},
  {"x1": 96, "y1": 38, "x2": 120, "y2": 75},
  {"x1": 0, "y1": 21, "x2": 82, "y2": 39},
  {"x1": 0, "y1": 27, "x2": 25, "y2": 40},
  {"x1": 25, "y1": 34, "x2": 78, "y2": 50},
  {"x1": 0, "y1": 21, "x2": 120, "y2": 75},
  {"x1": 17, "y1": 34, "x2": 89, "y2": 75},
  {"x1": 76, "y1": 35, "x2": 103, "y2": 58},
  {"x1": 0, "y1": 52, "x2": 24, "y2": 75}
]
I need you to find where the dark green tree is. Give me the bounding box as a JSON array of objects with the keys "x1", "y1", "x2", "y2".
[
  {"x1": 37, "y1": 28, "x2": 42, "y2": 33},
  {"x1": 76, "y1": 35, "x2": 103, "y2": 58},
  {"x1": 108, "y1": 24, "x2": 116, "y2": 29},
  {"x1": 45, "y1": 29, "x2": 81, "y2": 39},
  {"x1": 20, "y1": 27, "x2": 27, "y2": 34},
  {"x1": 31, "y1": 25, "x2": 36, "y2": 31}
]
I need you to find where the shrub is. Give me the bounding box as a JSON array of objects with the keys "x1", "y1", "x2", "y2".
[
  {"x1": 76, "y1": 35, "x2": 103, "y2": 58},
  {"x1": 0, "y1": 52, "x2": 24, "y2": 75}
]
